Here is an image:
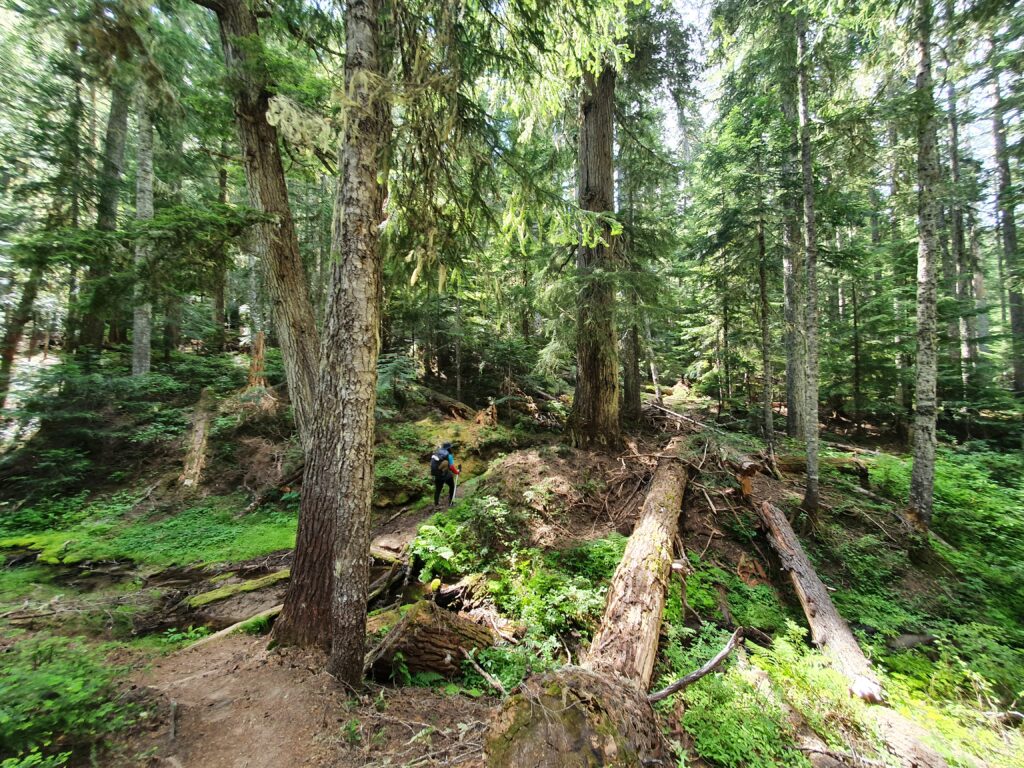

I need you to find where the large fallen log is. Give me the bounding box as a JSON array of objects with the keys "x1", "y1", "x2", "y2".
[
  {"x1": 755, "y1": 501, "x2": 948, "y2": 768},
  {"x1": 757, "y1": 501, "x2": 883, "y2": 701},
  {"x1": 486, "y1": 437, "x2": 689, "y2": 768},
  {"x1": 363, "y1": 600, "x2": 496, "y2": 678}
]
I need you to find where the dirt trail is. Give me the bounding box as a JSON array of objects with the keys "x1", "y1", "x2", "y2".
[{"x1": 122, "y1": 634, "x2": 492, "y2": 768}]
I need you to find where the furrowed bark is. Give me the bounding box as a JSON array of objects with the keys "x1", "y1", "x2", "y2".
[
  {"x1": 909, "y1": 0, "x2": 941, "y2": 531},
  {"x1": 568, "y1": 65, "x2": 620, "y2": 450},
  {"x1": 486, "y1": 437, "x2": 688, "y2": 767},
  {"x1": 195, "y1": 0, "x2": 319, "y2": 448}
]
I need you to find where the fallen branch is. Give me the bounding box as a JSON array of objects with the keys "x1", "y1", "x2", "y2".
[
  {"x1": 462, "y1": 648, "x2": 508, "y2": 697},
  {"x1": 183, "y1": 603, "x2": 282, "y2": 651},
  {"x1": 647, "y1": 628, "x2": 743, "y2": 703}
]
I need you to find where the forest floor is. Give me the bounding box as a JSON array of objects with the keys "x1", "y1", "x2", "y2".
[{"x1": 2, "y1": 360, "x2": 1023, "y2": 768}]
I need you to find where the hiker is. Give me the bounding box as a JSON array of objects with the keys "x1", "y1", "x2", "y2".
[{"x1": 430, "y1": 441, "x2": 461, "y2": 507}]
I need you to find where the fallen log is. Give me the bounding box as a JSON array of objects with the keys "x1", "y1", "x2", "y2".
[
  {"x1": 756, "y1": 501, "x2": 883, "y2": 702},
  {"x1": 486, "y1": 436, "x2": 689, "y2": 767},
  {"x1": 184, "y1": 603, "x2": 282, "y2": 651},
  {"x1": 418, "y1": 385, "x2": 476, "y2": 419},
  {"x1": 179, "y1": 388, "x2": 217, "y2": 489},
  {"x1": 363, "y1": 600, "x2": 496, "y2": 678},
  {"x1": 775, "y1": 455, "x2": 870, "y2": 488},
  {"x1": 755, "y1": 501, "x2": 949, "y2": 768}
]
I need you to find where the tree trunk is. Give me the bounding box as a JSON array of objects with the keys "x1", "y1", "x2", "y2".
[
  {"x1": 0, "y1": 262, "x2": 44, "y2": 410},
  {"x1": 486, "y1": 437, "x2": 688, "y2": 767},
  {"x1": 757, "y1": 217, "x2": 775, "y2": 453},
  {"x1": 622, "y1": 323, "x2": 642, "y2": 425},
  {"x1": 195, "y1": 0, "x2": 320, "y2": 448},
  {"x1": 248, "y1": 330, "x2": 267, "y2": 389},
  {"x1": 778, "y1": 9, "x2": 806, "y2": 439},
  {"x1": 992, "y1": 63, "x2": 1023, "y2": 397},
  {"x1": 643, "y1": 316, "x2": 662, "y2": 405},
  {"x1": 132, "y1": 92, "x2": 153, "y2": 377},
  {"x1": 796, "y1": 14, "x2": 820, "y2": 516},
  {"x1": 852, "y1": 282, "x2": 863, "y2": 428},
  {"x1": 212, "y1": 144, "x2": 229, "y2": 352},
  {"x1": 568, "y1": 66, "x2": 620, "y2": 450},
  {"x1": 79, "y1": 82, "x2": 130, "y2": 352},
  {"x1": 969, "y1": 212, "x2": 989, "y2": 356},
  {"x1": 909, "y1": 0, "x2": 941, "y2": 531},
  {"x1": 275, "y1": 0, "x2": 390, "y2": 684}
]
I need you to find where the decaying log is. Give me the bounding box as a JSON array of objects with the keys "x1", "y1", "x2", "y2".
[
  {"x1": 756, "y1": 501, "x2": 884, "y2": 702},
  {"x1": 775, "y1": 455, "x2": 870, "y2": 488},
  {"x1": 756, "y1": 501, "x2": 948, "y2": 767},
  {"x1": 364, "y1": 600, "x2": 496, "y2": 678},
  {"x1": 419, "y1": 386, "x2": 476, "y2": 419},
  {"x1": 486, "y1": 437, "x2": 689, "y2": 768},
  {"x1": 184, "y1": 603, "x2": 282, "y2": 651},
  {"x1": 179, "y1": 388, "x2": 217, "y2": 489}
]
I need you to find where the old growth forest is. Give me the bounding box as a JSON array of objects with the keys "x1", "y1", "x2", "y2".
[{"x1": 1, "y1": 0, "x2": 1023, "y2": 766}]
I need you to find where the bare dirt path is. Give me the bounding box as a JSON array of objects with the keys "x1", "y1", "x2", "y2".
[{"x1": 121, "y1": 634, "x2": 492, "y2": 768}]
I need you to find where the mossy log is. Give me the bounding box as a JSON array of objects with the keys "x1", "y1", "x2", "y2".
[
  {"x1": 363, "y1": 600, "x2": 496, "y2": 678},
  {"x1": 486, "y1": 437, "x2": 689, "y2": 768},
  {"x1": 186, "y1": 569, "x2": 290, "y2": 608}
]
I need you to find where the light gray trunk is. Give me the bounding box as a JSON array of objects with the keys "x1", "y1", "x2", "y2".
[
  {"x1": 132, "y1": 93, "x2": 153, "y2": 376},
  {"x1": 757, "y1": 216, "x2": 775, "y2": 453},
  {"x1": 909, "y1": 0, "x2": 940, "y2": 531},
  {"x1": 643, "y1": 316, "x2": 662, "y2": 405},
  {"x1": 779, "y1": 10, "x2": 806, "y2": 438},
  {"x1": 969, "y1": 213, "x2": 989, "y2": 355},
  {"x1": 796, "y1": 13, "x2": 820, "y2": 516}
]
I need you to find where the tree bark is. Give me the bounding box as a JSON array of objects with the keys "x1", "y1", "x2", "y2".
[
  {"x1": 79, "y1": 82, "x2": 130, "y2": 352},
  {"x1": 643, "y1": 316, "x2": 662, "y2": 405},
  {"x1": 757, "y1": 501, "x2": 883, "y2": 700},
  {"x1": 194, "y1": 0, "x2": 320, "y2": 447},
  {"x1": 991, "y1": 62, "x2": 1023, "y2": 397},
  {"x1": 778, "y1": 9, "x2": 806, "y2": 439},
  {"x1": 568, "y1": 65, "x2": 620, "y2": 450},
  {"x1": 212, "y1": 143, "x2": 229, "y2": 352},
  {"x1": 275, "y1": 0, "x2": 390, "y2": 685},
  {"x1": 757, "y1": 201, "x2": 775, "y2": 453},
  {"x1": 909, "y1": 0, "x2": 941, "y2": 531},
  {"x1": 486, "y1": 437, "x2": 688, "y2": 767},
  {"x1": 796, "y1": 13, "x2": 820, "y2": 516},
  {"x1": 622, "y1": 323, "x2": 642, "y2": 425},
  {"x1": 132, "y1": 92, "x2": 153, "y2": 377}
]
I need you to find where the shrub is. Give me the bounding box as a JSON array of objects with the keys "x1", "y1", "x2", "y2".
[{"x1": 0, "y1": 636, "x2": 136, "y2": 765}]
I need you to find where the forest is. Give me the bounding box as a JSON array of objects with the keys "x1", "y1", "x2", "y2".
[{"x1": 0, "y1": 0, "x2": 1022, "y2": 766}]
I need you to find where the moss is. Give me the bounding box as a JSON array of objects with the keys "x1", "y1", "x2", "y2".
[{"x1": 186, "y1": 569, "x2": 290, "y2": 607}]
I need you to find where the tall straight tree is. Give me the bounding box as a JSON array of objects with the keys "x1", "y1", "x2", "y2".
[
  {"x1": 796, "y1": 10, "x2": 820, "y2": 516},
  {"x1": 78, "y1": 82, "x2": 130, "y2": 352},
  {"x1": 778, "y1": 9, "x2": 806, "y2": 439},
  {"x1": 991, "y1": 63, "x2": 1023, "y2": 397},
  {"x1": 131, "y1": 91, "x2": 153, "y2": 376},
  {"x1": 908, "y1": 0, "x2": 941, "y2": 530},
  {"x1": 194, "y1": 0, "x2": 320, "y2": 448},
  {"x1": 276, "y1": 0, "x2": 391, "y2": 672},
  {"x1": 568, "y1": 64, "x2": 620, "y2": 450}
]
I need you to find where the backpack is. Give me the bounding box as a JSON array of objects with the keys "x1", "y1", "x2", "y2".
[{"x1": 430, "y1": 448, "x2": 450, "y2": 477}]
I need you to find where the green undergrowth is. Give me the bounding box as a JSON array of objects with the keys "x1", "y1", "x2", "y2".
[
  {"x1": 410, "y1": 493, "x2": 627, "y2": 691},
  {"x1": 0, "y1": 634, "x2": 141, "y2": 768},
  {"x1": 683, "y1": 554, "x2": 794, "y2": 632},
  {"x1": 0, "y1": 492, "x2": 296, "y2": 567}
]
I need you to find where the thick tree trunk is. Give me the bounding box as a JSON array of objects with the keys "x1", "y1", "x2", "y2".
[
  {"x1": 568, "y1": 66, "x2": 620, "y2": 450},
  {"x1": 0, "y1": 262, "x2": 44, "y2": 410},
  {"x1": 909, "y1": 0, "x2": 941, "y2": 531},
  {"x1": 275, "y1": 0, "x2": 390, "y2": 683},
  {"x1": 778, "y1": 10, "x2": 806, "y2": 439},
  {"x1": 132, "y1": 93, "x2": 153, "y2": 377},
  {"x1": 486, "y1": 437, "x2": 688, "y2": 767},
  {"x1": 79, "y1": 82, "x2": 130, "y2": 352},
  {"x1": 195, "y1": 0, "x2": 319, "y2": 447},
  {"x1": 796, "y1": 14, "x2": 820, "y2": 516},
  {"x1": 247, "y1": 330, "x2": 267, "y2": 389},
  {"x1": 992, "y1": 66, "x2": 1023, "y2": 397}
]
